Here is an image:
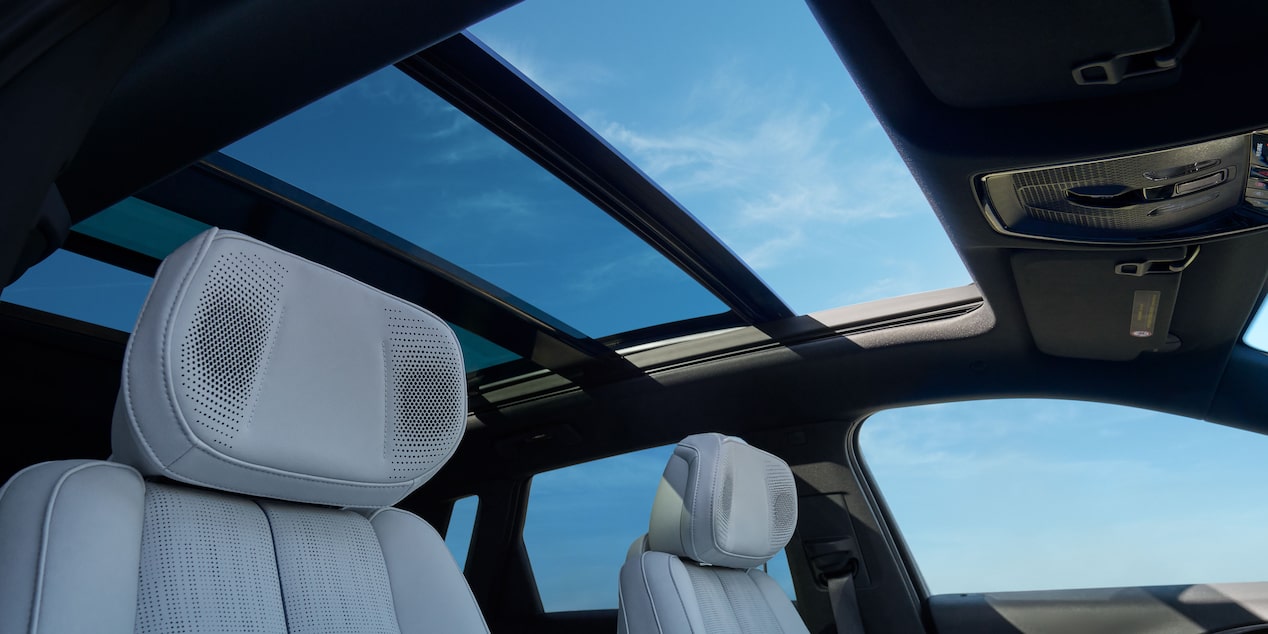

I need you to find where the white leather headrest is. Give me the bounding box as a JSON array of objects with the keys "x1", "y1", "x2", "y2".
[
  {"x1": 111, "y1": 228, "x2": 467, "y2": 508},
  {"x1": 647, "y1": 433, "x2": 798, "y2": 568}
]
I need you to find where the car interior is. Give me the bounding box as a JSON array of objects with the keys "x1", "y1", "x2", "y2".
[{"x1": 4, "y1": 1, "x2": 1268, "y2": 633}]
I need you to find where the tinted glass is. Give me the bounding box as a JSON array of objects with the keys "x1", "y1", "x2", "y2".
[
  {"x1": 445, "y1": 496, "x2": 479, "y2": 571},
  {"x1": 472, "y1": 1, "x2": 972, "y2": 314},
  {"x1": 2, "y1": 249, "x2": 151, "y2": 331},
  {"x1": 224, "y1": 67, "x2": 727, "y2": 337},
  {"x1": 861, "y1": 399, "x2": 1268, "y2": 594},
  {"x1": 524, "y1": 444, "x2": 797, "y2": 610},
  {"x1": 74, "y1": 198, "x2": 210, "y2": 259}
]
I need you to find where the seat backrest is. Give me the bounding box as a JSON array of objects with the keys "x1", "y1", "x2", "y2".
[
  {"x1": 617, "y1": 433, "x2": 809, "y2": 634},
  {"x1": 0, "y1": 228, "x2": 489, "y2": 633}
]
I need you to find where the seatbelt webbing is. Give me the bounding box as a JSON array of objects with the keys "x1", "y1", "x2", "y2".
[{"x1": 826, "y1": 570, "x2": 866, "y2": 634}]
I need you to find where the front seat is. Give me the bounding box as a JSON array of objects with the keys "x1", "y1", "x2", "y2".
[
  {"x1": 618, "y1": 432, "x2": 809, "y2": 634},
  {"x1": 0, "y1": 228, "x2": 489, "y2": 633}
]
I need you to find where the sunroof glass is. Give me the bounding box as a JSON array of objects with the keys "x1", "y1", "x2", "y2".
[
  {"x1": 470, "y1": 1, "x2": 972, "y2": 314},
  {"x1": 74, "y1": 197, "x2": 211, "y2": 259},
  {"x1": 223, "y1": 67, "x2": 728, "y2": 338},
  {"x1": 2, "y1": 249, "x2": 151, "y2": 332},
  {"x1": 45, "y1": 198, "x2": 519, "y2": 373}
]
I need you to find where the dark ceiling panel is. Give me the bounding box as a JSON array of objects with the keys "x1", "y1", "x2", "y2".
[{"x1": 58, "y1": 0, "x2": 522, "y2": 220}]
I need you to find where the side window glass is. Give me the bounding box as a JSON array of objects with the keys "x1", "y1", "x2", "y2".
[
  {"x1": 525, "y1": 444, "x2": 800, "y2": 610},
  {"x1": 524, "y1": 445, "x2": 673, "y2": 611},
  {"x1": 860, "y1": 399, "x2": 1268, "y2": 594},
  {"x1": 445, "y1": 496, "x2": 479, "y2": 571},
  {"x1": 765, "y1": 548, "x2": 797, "y2": 600},
  {"x1": 2, "y1": 249, "x2": 151, "y2": 331}
]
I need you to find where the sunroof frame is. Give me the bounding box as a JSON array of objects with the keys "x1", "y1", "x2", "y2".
[
  {"x1": 400, "y1": 33, "x2": 794, "y2": 325},
  {"x1": 59, "y1": 31, "x2": 803, "y2": 389}
]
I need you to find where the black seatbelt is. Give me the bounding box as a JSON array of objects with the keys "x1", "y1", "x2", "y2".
[
  {"x1": 805, "y1": 538, "x2": 866, "y2": 634},
  {"x1": 824, "y1": 560, "x2": 866, "y2": 634}
]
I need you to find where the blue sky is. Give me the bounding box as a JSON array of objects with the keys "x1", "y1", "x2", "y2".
[
  {"x1": 4, "y1": 0, "x2": 1268, "y2": 615},
  {"x1": 470, "y1": 0, "x2": 971, "y2": 312}
]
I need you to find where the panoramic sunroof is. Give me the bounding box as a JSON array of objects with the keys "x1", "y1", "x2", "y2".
[
  {"x1": 16, "y1": 197, "x2": 520, "y2": 373},
  {"x1": 223, "y1": 67, "x2": 728, "y2": 338},
  {"x1": 470, "y1": 0, "x2": 972, "y2": 313}
]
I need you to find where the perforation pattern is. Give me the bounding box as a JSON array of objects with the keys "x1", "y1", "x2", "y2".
[
  {"x1": 715, "y1": 451, "x2": 734, "y2": 546},
  {"x1": 684, "y1": 564, "x2": 785, "y2": 634},
  {"x1": 261, "y1": 503, "x2": 400, "y2": 634},
  {"x1": 383, "y1": 308, "x2": 465, "y2": 478},
  {"x1": 178, "y1": 251, "x2": 287, "y2": 448},
  {"x1": 765, "y1": 463, "x2": 797, "y2": 551},
  {"x1": 136, "y1": 483, "x2": 285, "y2": 634}
]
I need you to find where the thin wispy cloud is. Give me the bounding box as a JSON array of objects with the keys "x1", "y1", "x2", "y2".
[
  {"x1": 861, "y1": 400, "x2": 1268, "y2": 594},
  {"x1": 593, "y1": 69, "x2": 931, "y2": 276},
  {"x1": 477, "y1": 35, "x2": 615, "y2": 102}
]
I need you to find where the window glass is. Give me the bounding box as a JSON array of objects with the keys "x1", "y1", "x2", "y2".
[
  {"x1": 224, "y1": 66, "x2": 728, "y2": 337},
  {"x1": 2, "y1": 249, "x2": 151, "y2": 331},
  {"x1": 445, "y1": 496, "x2": 479, "y2": 571},
  {"x1": 765, "y1": 548, "x2": 796, "y2": 601},
  {"x1": 74, "y1": 197, "x2": 210, "y2": 259},
  {"x1": 525, "y1": 445, "x2": 673, "y2": 610},
  {"x1": 1243, "y1": 298, "x2": 1268, "y2": 351},
  {"x1": 471, "y1": 1, "x2": 971, "y2": 314},
  {"x1": 860, "y1": 399, "x2": 1268, "y2": 595},
  {"x1": 525, "y1": 444, "x2": 797, "y2": 610}
]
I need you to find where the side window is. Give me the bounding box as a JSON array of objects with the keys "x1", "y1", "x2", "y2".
[
  {"x1": 445, "y1": 496, "x2": 479, "y2": 571},
  {"x1": 859, "y1": 399, "x2": 1268, "y2": 595},
  {"x1": 524, "y1": 445, "x2": 674, "y2": 611},
  {"x1": 765, "y1": 549, "x2": 796, "y2": 601},
  {"x1": 524, "y1": 444, "x2": 798, "y2": 611}
]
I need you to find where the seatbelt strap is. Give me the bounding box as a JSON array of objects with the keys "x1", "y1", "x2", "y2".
[
  {"x1": 825, "y1": 565, "x2": 866, "y2": 634},
  {"x1": 805, "y1": 537, "x2": 866, "y2": 634}
]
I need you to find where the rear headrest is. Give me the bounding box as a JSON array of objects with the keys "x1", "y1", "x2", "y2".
[
  {"x1": 647, "y1": 433, "x2": 797, "y2": 568},
  {"x1": 111, "y1": 228, "x2": 467, "y2": 508}
]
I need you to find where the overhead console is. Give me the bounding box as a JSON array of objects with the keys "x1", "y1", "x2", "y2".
[
  {"x1": 994, "y1": 131, "x2": 1268, "y2": 361},
  {"x1": 981, "y1": 131, "x2": 1268, "y2": 245}
]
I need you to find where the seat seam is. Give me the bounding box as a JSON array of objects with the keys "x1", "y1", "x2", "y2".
[
  {"x1": 252, "y1": 499, "x2": 292, "y2": 634},
  {"x1": 125, "y1": 227, "x2": 215, "y2": 472},
  {"x1": 746, "y1": 570, "x2": 787, "y2": 634},
  {"x1": 370, "y1": 507, "x2": 490, "y2": 633},
  {"x1": 637, "y1": 552, "x2": 666, "y2": 634},
  {"x1": 27, "y1": 462, "x2": 142, "y2": 634},
  {"x1": 663, "y1": 556, "x2": 697, "y2": 634}
]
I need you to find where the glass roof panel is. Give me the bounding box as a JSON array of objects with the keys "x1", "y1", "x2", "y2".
[
  {"x1": 74, "y1": 197, "x2": 211, "y2": 259},
  {"x1": 471, "y1": 0, "x2": 972, "y2": 314},
  {"x1": 223, "y1": 67, "x2": 728, "y2": 338},
  {"x1": 15, "y1": 198, "x2": 519, "y2": 372},
  {"x1": 2, "y1": 249, "x2": 151, "y2": 331}
]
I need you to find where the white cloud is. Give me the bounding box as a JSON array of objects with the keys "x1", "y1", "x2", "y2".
[
  {"x1": 477, "y1": 35, "x2": 614, "y2": 101},
  {"x1": 592, "y1": 70, "x2": 931, "y2": 274}
]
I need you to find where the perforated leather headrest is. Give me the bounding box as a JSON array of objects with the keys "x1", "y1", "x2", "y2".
[
  {"x1": 646, "y1": 433, "x2": 798, "y2": 568},
  {"x1": 111, "y1": 228, "x2": 467, "y2": 508}
]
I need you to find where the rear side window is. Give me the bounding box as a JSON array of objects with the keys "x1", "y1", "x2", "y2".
[
  {"x1": 445, "y1": 496, "x2": 479, "y2": 571},
  {"x1": 524, "y1": 444, "x2": 797, "y2": 611},
  {"x1": 860, "y1": 399, "x2": 1268, "y2": 594},
  {"x1": 524, "y1": 445, "x2": 674, "y2": 611}
]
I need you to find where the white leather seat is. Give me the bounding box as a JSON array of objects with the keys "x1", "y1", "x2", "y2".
[
  {"x1": 617, "y1": 433, "x2": 809, "y2": 634},
  {"x1": 0, "y1": 228, "x2": 489, "y2": 633}
]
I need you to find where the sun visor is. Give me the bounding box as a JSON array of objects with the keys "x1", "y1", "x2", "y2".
[{"x1": 1012, "y1": 247, "x2": 1196, "y2": 361}]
